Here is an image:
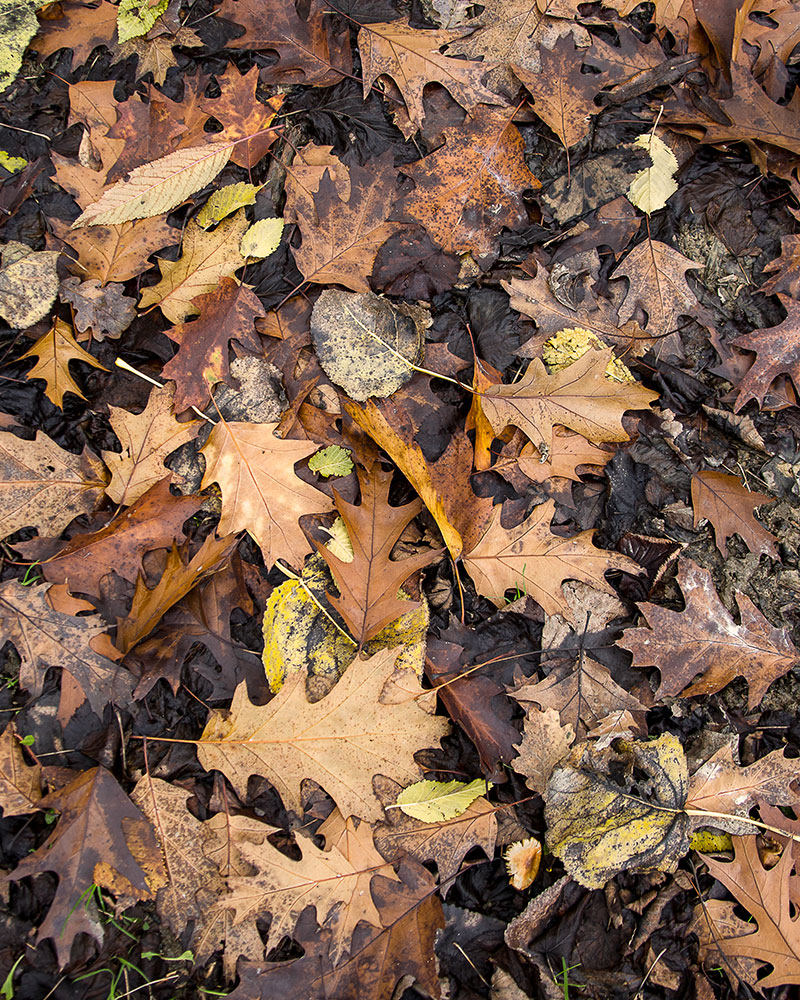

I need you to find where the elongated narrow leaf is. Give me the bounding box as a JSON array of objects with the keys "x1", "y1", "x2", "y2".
[
  {"x1": 394, "y1": 779, "x2": 491, "y2": 822},
  {"x1": 73, "y1": 143, "x2": 233, "y2": 228}
]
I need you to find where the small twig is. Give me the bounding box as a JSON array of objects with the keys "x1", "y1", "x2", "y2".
[{"x1": 114, "y1": 358, "x2": 216, "y2": 424}]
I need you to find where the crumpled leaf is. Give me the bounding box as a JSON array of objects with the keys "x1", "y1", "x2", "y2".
[
  {"x1": 310, "y1": 289, "x2": 426, "y2": 402},
  {"x1": 59, "y1": 277, "x2": 137, "y2": 341},
  {"x1": 73, "y1": 142, "x2": 233, "y2": 227},
  {"x1": 20, "y1": 318, "x2": 108, "y2": 408},
  {"x1": 198, "y1": 646, "x2": 450, "y2": 822},
  {"x1": 544, "y1": 733, "x2": 691, "y2": 889},
  {"x1": 627, "y1": 133, "x2": 679, "y2": 214},
  {"x1": 393, "y1": 778, "x2": 490, "y2": 822},
  {"x1": 0, "y1": 241, "x2": 59, "y2": 329}
]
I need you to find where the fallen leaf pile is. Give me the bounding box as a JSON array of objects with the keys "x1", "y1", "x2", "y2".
[{"x1": 0, "y1": 1, "x2": 800, "y2": 998}]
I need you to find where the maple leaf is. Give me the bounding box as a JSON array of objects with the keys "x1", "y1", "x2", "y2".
[
  {"x1": 201, "y1": 420, "x2": 331, "y2": 569},
  {"x1": 358, "y1": 21, "x2": 498, "y2": 129},
  {"x1": 0, "y1": 723, "x2": 42, "y2": 817},
  {"x1": 20, "y1": 318, "x2": 108, "y2": 408},
  {"x1": 396, "y1": 106, "x2": 540, "y2": 260},
  {"x1": 314, "y1": 462, "x2": 442, "y2": 649},
  {"x1": 50, "y1": 216, "x2": 178, "y2": 284},
  {"x1": 513, "y1": 36, "x2": 612, "y2": 151},
  {"x1": 116, "y1": 532, "x2": 238, "y2": 653},
  {"x1": 480, "y1": 348, "x2": 658, "y2": 453},
  {"x1": 137, "y1": 211, "x2": 247, "y2": 323},
  {"x1": 615, "y1": 238, "x2": 706, "y2": 339},
  {"x1": 287, "y1": 155, "x2": 402, "y2": 293},
  {"x1": 702, "y1": 835, "x2": 800, "y2": 987},
  {"x1": 512, "y1": 656, "x2": 647, "y2": 742},
  {"x1": 161, "y1": 278, "x2": 266, "y2": 411},
  {"x1": 10, "y1": 767, "x2": 167, "y2": 966},
  {"x1": 222, "y1": 813, "x2": 397, "y2": 962},
  {"x1": 231, "y1": 860, "x2": 444, "y2": 1000},
  {"x1": 374, "y1": 775, "x2": 497, "y2": 883},
  {"x1": 686, "y1": 742, "x2": 800, "y2": 821},
  {"x1": 40, "y1": 478, "x2": 200, "y2": 597},
  {"x1": 733, "y1": 294, "x2": 800, "y2": 410},
  {"x1": 218, "y1": 0, "x2": 351, "y2": 85},
  {"x1": 621, "y1": 558, "x2": 798, "y2": 710},
  {"x1": 503, "y1": 271, "x2": 653, "y2": 357},
  {"x1": 199, "y1": 65, "x2": 284, "y2": 169},
  {"x1": 463, "y1": 499, "x2": 639, "y2": 620},
  {"x1": 691, "y1": 470, "x2": 777, "y2": 558},
  {"x1": 0, "y1": 430, "x2": 106, "y2": 541},
  {"x1": 0, "y1": 580, "x2": 133, "y2": 714},
  {"x1": 59, "y1": 277, "x2": 137, "y2": 341},
  {"x1": 131, "y1": 777, "x2": 267, "y2": 974},
  {"x1": 102, "y1": 383, "x2": 200, "y2": 506},
  {"x1": 197, "y1": 646, "x2": 449, "y2": 822}
]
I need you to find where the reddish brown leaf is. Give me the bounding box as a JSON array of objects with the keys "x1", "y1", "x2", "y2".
[
  {"x1": 161, "y1": 278, "x2": 266, "y2": 411},
  {"x1": 199, "y1": 65, "x2": 284, "y2": 168},
  {"x1": 733, "y1": 294, "x2": 800, "y2": 410},
  {"x1": 621, "y1": 558, "x2": 797, "y2": 710},
  {"x1": 690, "y1": 470, "x2": 777, "y2": 558},
  {"x1": 10, "y1": 767, "x2": 167, "y2": 966}
]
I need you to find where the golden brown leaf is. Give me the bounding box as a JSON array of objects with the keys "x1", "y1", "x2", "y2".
[
  {"x1": 20, "y1": 318, "x2": 108, "y2": 408},
  {"x1": 0, "y1": 723, "x2": 42, "y2": 817},
  {"x1": 197, "y1": 647, "x2": 449, "y2": 822},
  {"x1": 691, "y1": 470, "x2": 777, "y2": 558},
  {"x1": 102, "y1": 383, "x2": 200, "y2": 506},
  {"x1": 50, "y1": 216, "x2": 178, "y2": 284}
]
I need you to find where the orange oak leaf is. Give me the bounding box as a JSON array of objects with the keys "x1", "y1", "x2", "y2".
[
  {"x1": 314, "y1": 461, "x2": 442, "y2": 648},
  {"x1": 50, "y1": 216, "x2": 178, "y2": 284},
  {"x1": 396, "y1": 106, "x2": 540, "y2": 259},
  {"x1": 733, "y1": 294, "x2": 800, "y2": 410},
  {"x1": 358, "y1": 21, "x2": 498, "y2": 129},
  {"x1": 199, "y1": 65, "x2": 284, "y2": 169},
  {"x1": 20, "y1": 318, "x2": 108, "y2": 409},
  {"x1": 197, "y1": 647, "x2": 450, "y2": 822},
  {"x1": 30, "y1": 0, "x2": 119, "y2": 71},
  {"x1": 161, "y1": 278, "x2": 266, "y2": 411},
  {"x1": 621, "y1": 558, "x2": 797, "y2": 710},
  {"x1": 702, "y1": 835, "x2": 800, "y2": 988},
  {"x1": 102, "y1": 383, "x2": 200, "y2": 506},
  {"x1": 287, "y1": 155, "x2": 402, "y2": 294},
  {"x1": 463, "y1": 499, "x2": 638, "y2": 620},
  {"x1": 200, "y1": 420, "x2": 332, "y2": 569},
  {"x1": 115, "y1": 532, "x2": 238, "y2": 653},
  {"x1": 690, "y1": 470, "x2": 777, "y2": 558},
  {"x1": 516, "y1": 430, "x2": 610, "y2": 485},
  {"x1": 480, "y1": 348, "x2": 658, "y2": 452},
  {"x1": 9, "y1": 767, "x2": 167, "y2": 967}
]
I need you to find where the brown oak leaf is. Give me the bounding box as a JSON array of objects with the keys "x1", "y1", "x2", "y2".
[
  {"x1": 20, "y1": 318, "x2": 108, "y2": 409},
  {"x1": 621, "y1": 558, "x2": 797, "y2": 710},
  {"x1": 50, "y1": 216, "x2": 178, "y2": 285},
  {"x1": 199, "y1": 65, "x2": 284, "y2": 168},
  {"x1": 30, "y1": 0, "x2": 119, "y2": 71},
  {"x1": 10, "y1": 768, "x2": 167, "y2": 967},
  {"x1": 480, "y1": 348, "x2": 658, "y2": 453},
  {"x1": 686, "y1": 741, "x2": 800, "y2": 821},
  {"x1": 314, "y1": 462, "x2": 442, "y2": 649},
  {"x1": 0, "y1": 723, "x2": 42, "y2": 817},
  {"x1": 762, "y1": 234, "x2": 800, "y2": 298},
  {"x1": 197, "y1": 646, "x2": 450, "y2": 822},
  {"x1": 161, "y1": 278, "x2": 266, "y2": 411},
  {"x1": 463, "y1": 499, "x2": 639, "y2": 620},
  {"x1": 102, "y1": 383, "x2": 200, "y2": 506},
  {"x1": 733, "y1": 294, "x2": 800, "y2": 410},
  {"x1": 690, "y1": 470, "x2": 777, "y2": 558},
  {"x1": 200, "y1": 420, "x2": 332, "y2": 569}
]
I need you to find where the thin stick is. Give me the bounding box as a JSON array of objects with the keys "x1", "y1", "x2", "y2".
[{"x1": 114, "y1": 358, "x2": 216, "y2": 424}]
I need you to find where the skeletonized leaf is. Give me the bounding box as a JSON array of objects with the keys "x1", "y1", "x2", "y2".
[
  {"x1": 394, "y1": 779, "x2": 491, "y2": 822},
  {"x1": 73, "y1": 142, "x2": 233, "y2": 228}
]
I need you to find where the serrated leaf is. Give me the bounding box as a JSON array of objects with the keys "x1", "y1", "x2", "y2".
[
  {"x1": 197, "y1": 182, "x2": 260, "y2": 228},
  {"x1": 394, "y1": 779, "x2": 491, "y2": 822},
  {"x1": 73, "y1": 143, "x2": 233, "y2": 228},
  {"x1": 627, "y1": 133, "x2": 679, "y2": 214},
  {"x1": 117, "y1": 0, "x2": 168, "y2": 43},
  {"x1": 240, "y1": 217, "x2": 284, "y2": 259},
  {"x1": 308, "y1": 445, "x2": 354, "y2": 478}
]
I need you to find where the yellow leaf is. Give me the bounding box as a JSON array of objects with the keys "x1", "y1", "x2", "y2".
[
  {"x1": 73, "y1": 142, "x2": 233, "y2": 228},
  {"x1": 393, "y1": 779, "x2": 491, "y2": 822},
  {"x1": 240, "y1": 217, "x2": 284, "y2": 259},
  {"x1": 197, "y1": 182, "x2": 260, "y2": 228},
  {"x1": 21, "y1": 318, "x2": 108, "y2": 408},
  {"x1": 627, "y1": 133, "x2": 679, "y2": 214}
]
